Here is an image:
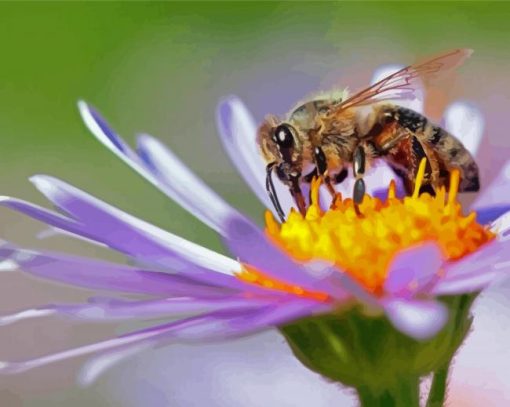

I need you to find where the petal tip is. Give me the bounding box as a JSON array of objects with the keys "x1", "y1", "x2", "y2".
[
  {"x1": 29, "y1": 175, "x2": 59, "y2": 196},
  {"x1": 385, "y1": 299, "x2": 448, "y2": 340},
  {"x1": 77, "y1": 99, "x2": 89, "y2": 113}
]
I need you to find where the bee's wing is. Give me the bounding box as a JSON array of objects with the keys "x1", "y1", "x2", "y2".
[{"x1": 333, "y1": 48, "x2": 472, "y2": 112}]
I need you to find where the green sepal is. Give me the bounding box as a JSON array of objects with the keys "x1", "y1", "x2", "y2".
[{"x1": 279, "y1": 294, "x2": 475, "y2": 393}]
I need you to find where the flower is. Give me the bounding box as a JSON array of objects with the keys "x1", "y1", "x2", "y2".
[{"x1": 0, "y1": 65, "x2": 509, "y2": 395}]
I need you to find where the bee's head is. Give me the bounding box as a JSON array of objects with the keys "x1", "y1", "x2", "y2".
[
  {"x1": 257, "y1": 115, "x2": 308, "y2": 221},
  {"x1": 257, "y1": 115, "x2": 303, "y2": 184}
]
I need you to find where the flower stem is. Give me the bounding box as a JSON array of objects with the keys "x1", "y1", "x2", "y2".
[
  {"x1": 426, "y1": 364, "x2": 450, "y2": 407},
  {"x1": 357, "y1": 376, "x2": 420, "y2": 407}
]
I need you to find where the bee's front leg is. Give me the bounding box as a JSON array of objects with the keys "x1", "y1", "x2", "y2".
[
  {"x1": 313, "y1": 146, "x2": 336, "y2": 197},
  {"x1": 352, "y1": 144, "x2": 366, "y2": 216},
  {"x1": 289, "y1": 175, "x2": 307, "y2": 217}
]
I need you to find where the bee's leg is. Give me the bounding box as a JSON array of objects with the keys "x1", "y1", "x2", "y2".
[
  {"x1": 352, "y1": 145, "x2": 366, "y2": 216},
  {"x1": 369, "y1": 107, "x2": 438, "y2": 196},
  {"x1": 333, "y1": 168, "x2": 349, "y2": 185},
  {"x1": 302, "y1": 168, "x2": 318, "y2": 183},
  {"x1": 313, "y1": 146, "x2": 336, "y2": 197},
  {"x1": 301, "y1": 168, "x2": 319, "y2": 205},
  {"x1": 266, "y1": 163, "x2": 286, "y2": 222},
  {"x1": 290, "y1": 175, "x2": 307, "y2": 217},
  {"x1": 383, "y1": 137, "x2": 436, "y2": 196},
  {"x1": 388, "y1": 165, "x2": 412, "y2": 195},
  {"x1": 303, "y1": 167, "x2": 348, "y2": 185},
  {"x1": 410, "y1": 136, "x2": 436, "y2": 196}
]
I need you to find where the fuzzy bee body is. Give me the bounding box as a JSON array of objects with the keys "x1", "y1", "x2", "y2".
[
  {"x1": 299, "y1": 103, "x2": 480, "y2": 195},
  {"x1": 257, "y1": 49, "x2": 479, "y2": 220}
]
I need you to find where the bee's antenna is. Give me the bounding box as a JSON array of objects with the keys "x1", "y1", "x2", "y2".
[{"x1": 266, "y1": 163, "x2": 286, "y2": 222}]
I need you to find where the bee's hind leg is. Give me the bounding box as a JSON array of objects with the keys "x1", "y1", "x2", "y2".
[{"x1": 352, "y1": 145, "x2": 366, "y2": 216}]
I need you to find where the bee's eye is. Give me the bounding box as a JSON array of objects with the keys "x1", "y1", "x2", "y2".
[{"x1": 273, "y1": 124, "x2": 294, "y2": 149}]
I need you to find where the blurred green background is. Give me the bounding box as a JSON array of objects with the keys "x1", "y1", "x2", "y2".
[{"x1": 1, "y1": 2, "x2": 510, "y2": 406}]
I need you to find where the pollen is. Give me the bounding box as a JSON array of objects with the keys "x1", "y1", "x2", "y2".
[{"x1": 239, "y1": 159, "x2": 494, "y2": 297}]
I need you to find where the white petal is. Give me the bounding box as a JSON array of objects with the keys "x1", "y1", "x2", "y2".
[
  {"x1": 491, "y1": 210, "x2": 510, "y2": 238},
  {"x1": 37, "y1": 227, "x2": 109, "y2": 248},
  {"x1": 383, "y1": 298, "x2": 448, "y2": 340},
  {"x1": 443, "y1": 101, "x2": 484, "y2": 156},
  {"x1": 0, "y1": 259, "x2": 18, "y2": 272},
  {"x1": 78, "y1": 343, "x2": 151, "y2": 387},
  {"x1": 0, "y1": 308, "x2": 55, "y2": 326},
  {"x1": 0, "y1": 325, "x2": 167, "y2": 374}
]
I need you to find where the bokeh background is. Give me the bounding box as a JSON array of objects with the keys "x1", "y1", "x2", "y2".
[{"x1": 1, "y1": 2, "x2": 510, "y2": 406}]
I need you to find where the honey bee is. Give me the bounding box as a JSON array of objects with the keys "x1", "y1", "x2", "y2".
[{"x1": 257, "y1": 49, "x2": 480, "y2": 221}]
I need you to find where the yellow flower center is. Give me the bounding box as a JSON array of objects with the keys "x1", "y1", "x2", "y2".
[{"x1": 238, "y1": 159, "x2": 494, "y2": 297}]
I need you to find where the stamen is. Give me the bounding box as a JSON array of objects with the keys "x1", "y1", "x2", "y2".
[
  {"x1": 388, "y1": 180, "x2": 396, "y2": 199},
  {"x1": 310, "y1": 177, "x2": 321, "y2": 207},
  {"x1": 265, "y1": 210, "x2": 280, "y2": 236},
  {"x1": 448, "y1": 169, "x2": 460, "y2": 206},
  {"x1": 412, "y1": 158, "x2": 427, "y2": 199},
  {"x1": 242, "y1": 166, "x2": 495, "y2": 296}
]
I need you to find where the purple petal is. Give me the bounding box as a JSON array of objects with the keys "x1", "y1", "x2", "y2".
[
  {"x1": 37, "y1": 227, "x2": 108, "y2": 248},
  {"x1": 79, "y1": 298, "x2": 331, "y2": 385},
  {"x1": 0, "y1": 196, "x2": 84, "y2": 234},
  {"x1": 433, "y1": 224, "x2": 510, "y2": 296},
  {"x1": 0, "y1": 189, "x2": 292, "y2": 296},
  {"x1": 69, "y1": 296, "x2": 277, "y2": 321},
  {"x1": 78, "y1": 102, "x2": 135, "y2": 156},
  {"x1": 439, "y1": 212, "x2": 510, "y2": 281},
  {"x1": 136, "y1": 133, "x2": 244, "y2": 235},
  {"x1": 216, "y1": 96, "x2": 278, "y2": 211},
  {"x1": 1, "y1": 296, "x2": 278, "y2": 325},
  {"x1": 475, "y1": 205, "x2": 510, "y2": 225},
  {"x1": 223, "y1": 216, "x2": 352, "y2": 301},
  {"x1": 79, "y1": 101, "x2": 243, "y2": 236},
  {"x1": 0, "y1": 300, "x2": 327, "y2": 376},
  {"x1": 305, "y1": 261, "x2": 378, "y2": 307},
  {"x1": 0, "y1": 314, "x2": 212, "y2": 374},
  {"x1": 383, "y1": 298, "x2": 448, "y2": 340},
  {"x1": 384, "y1": 243, "x2": 443, "y2": 297},
  {"x1": 432, "y1": 271, "x2": 500, "y2": 296},
  {"x1": 14, "y1": 176, "x2": 249, "y2": 288},
  {"x1": 170, "y1": 299, "x2": 331, "y2": 341},
  {"x1": 0, "y1": 244, "x2": 232, "y2": 297},
  {"x1": 443, "y1": 101, "x2": 484, "y2": 156}
]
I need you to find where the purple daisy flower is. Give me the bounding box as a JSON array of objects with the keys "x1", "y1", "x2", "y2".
[{"x1": 0, "y1": 63, "x2": 508, "y2": 404}]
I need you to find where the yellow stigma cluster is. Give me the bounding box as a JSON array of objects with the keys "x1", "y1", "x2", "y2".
[{"x1": 239, "y1": 160, "x2": 494, "y2": 297}]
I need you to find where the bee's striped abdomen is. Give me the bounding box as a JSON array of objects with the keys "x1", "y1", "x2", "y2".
[{"x1": 425, "y1": 123, "x2": 480, "y2": 192}]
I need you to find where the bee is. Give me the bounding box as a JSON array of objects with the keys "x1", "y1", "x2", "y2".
[{"x1": 257, "y1": 49, "x2": 480, "y2": 221}]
